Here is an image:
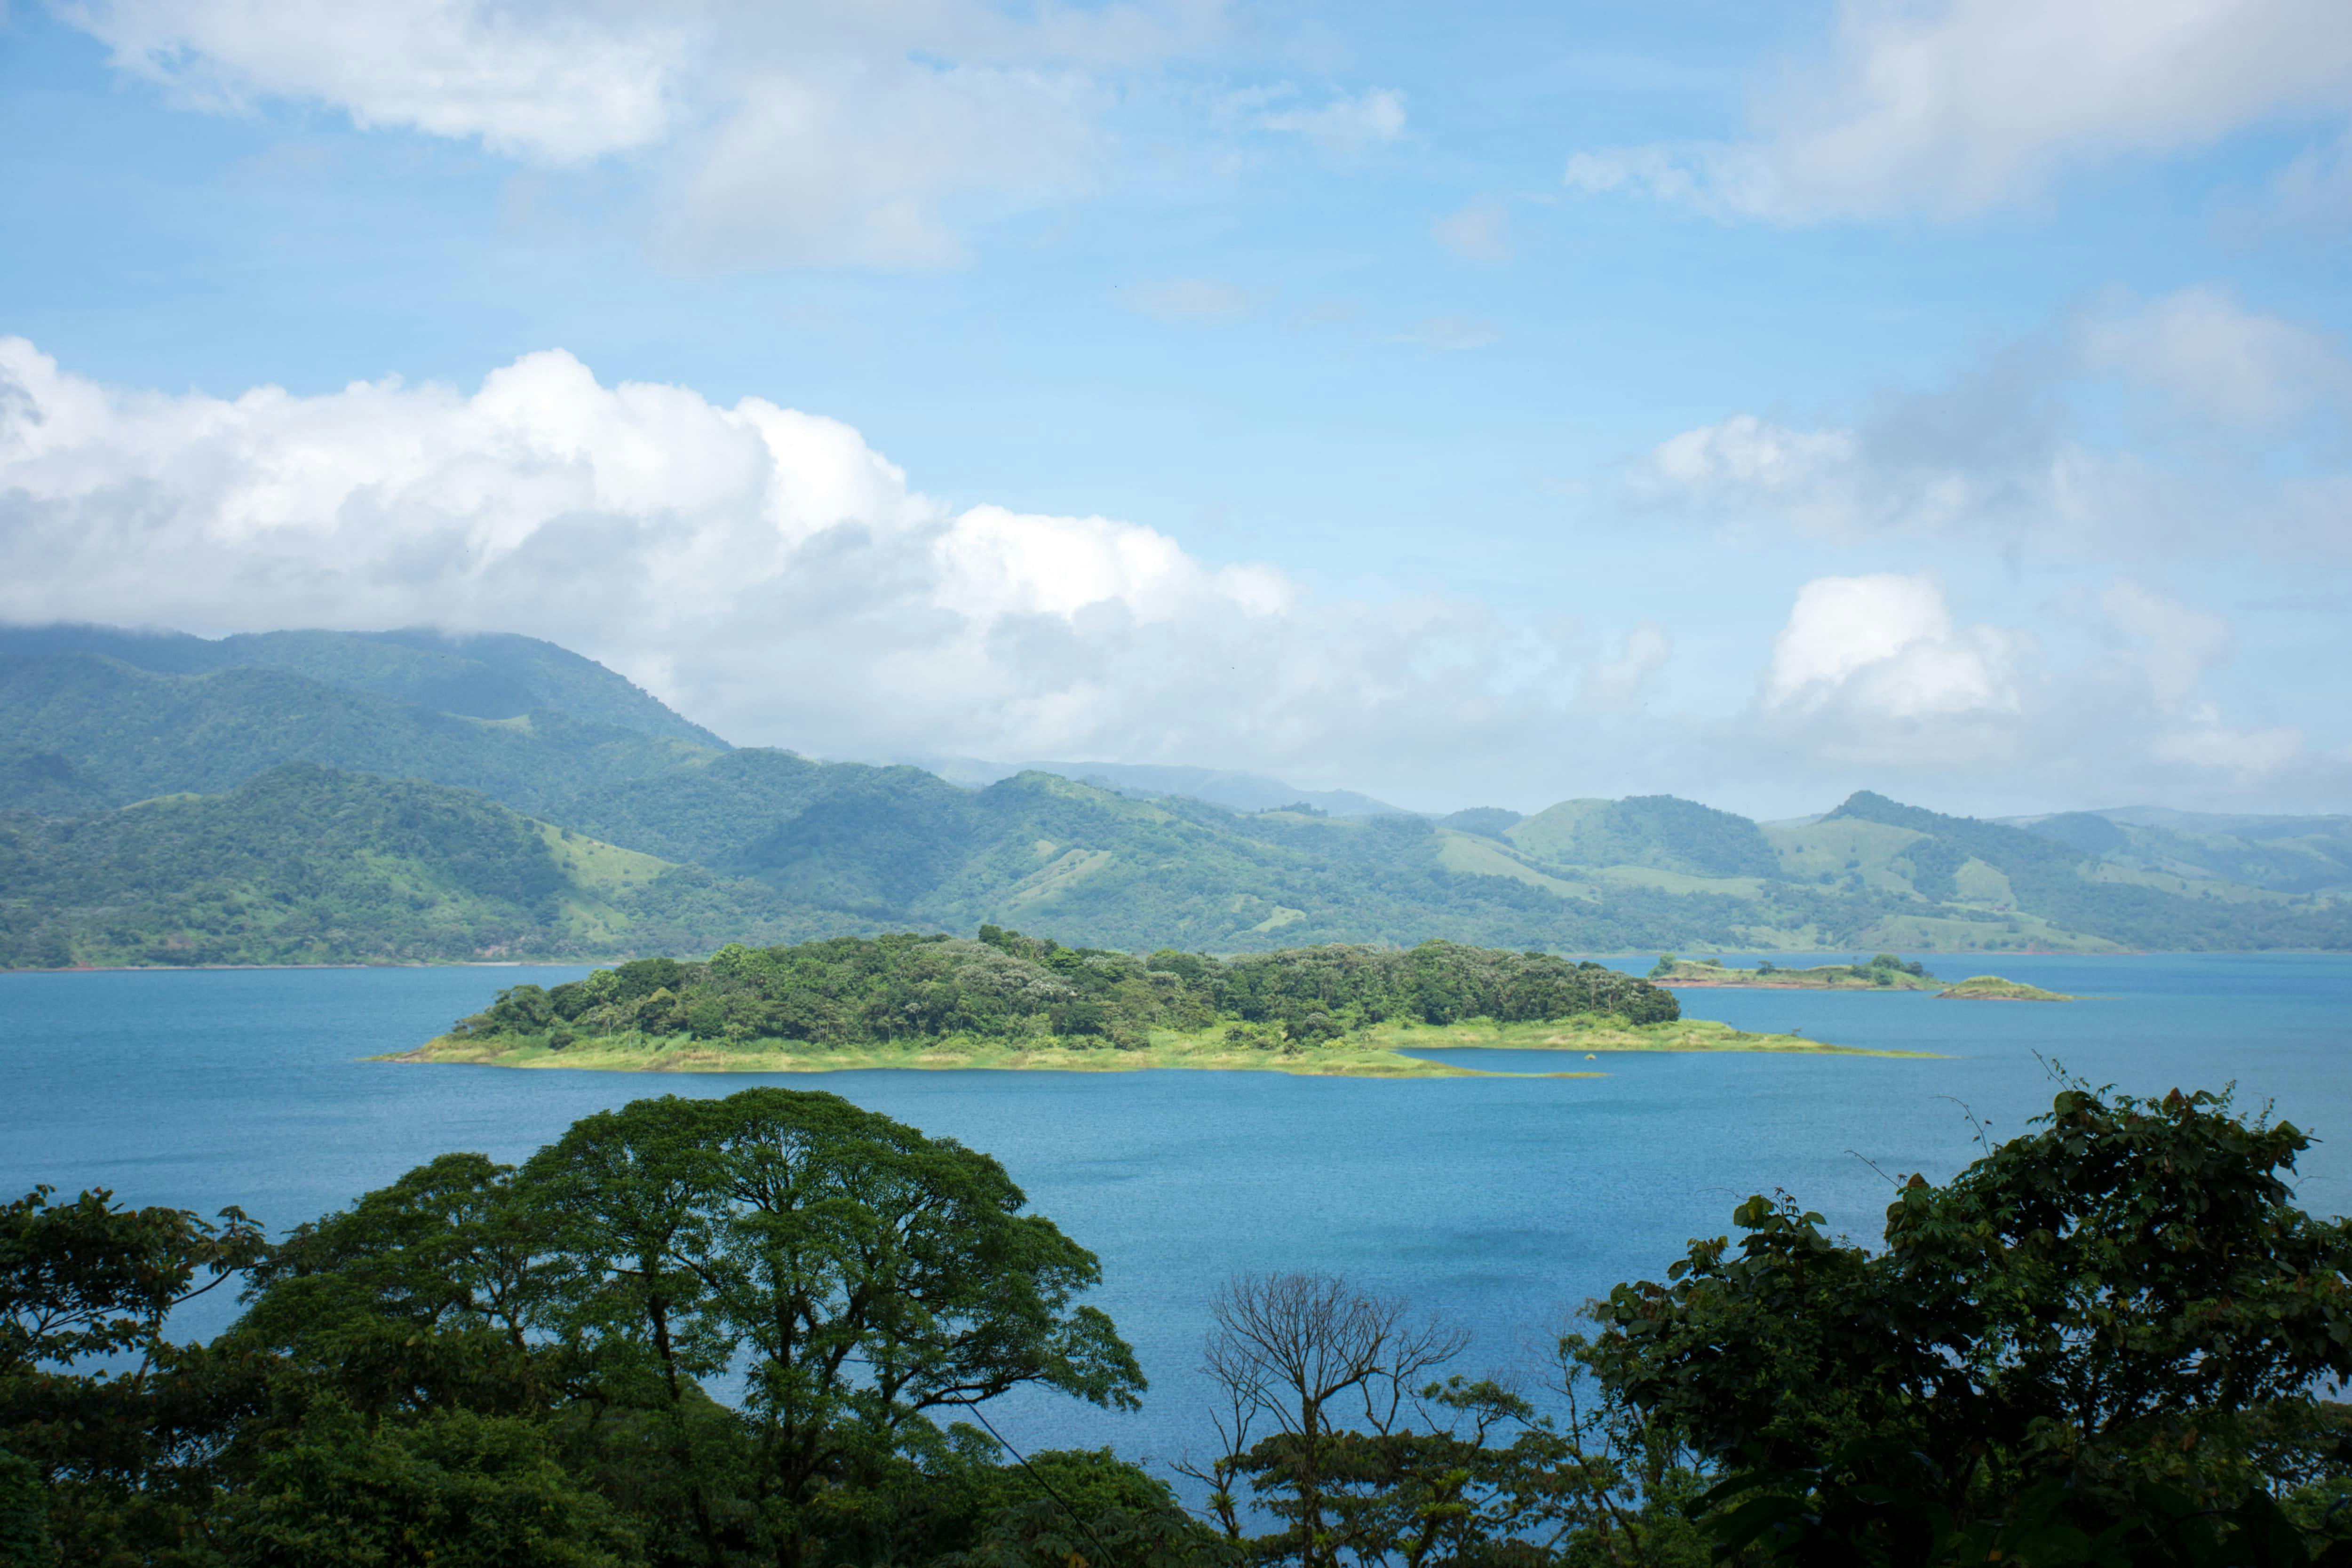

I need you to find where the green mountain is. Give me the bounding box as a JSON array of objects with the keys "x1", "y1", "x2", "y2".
[
  {"x1": 0, "y1": 624, "x2": 723, "y2": 745},
  {"x1": 0, "y1": 652, "x2": 715, "y2": 815},
  {"x1": 0, "y1": 763, "x2": 848, "y2": 969},
  {"x1": 2007, "y1": 805, "x2": 2352, "y2": 896},
  {"x1": 0, "y1": 746, "x2": 118, "y2": 818},
  {"x1": 3, "y1": 620, "x2": 2346, "y2": 967}
]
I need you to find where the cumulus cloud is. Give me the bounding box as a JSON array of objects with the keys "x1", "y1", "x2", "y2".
[
  {"x1": 57, "y1": 0, "x2": 1220, "y2": 267},
  {"x1": 59, "y1": 0, "x2": 686, "y2": 161},
  {"x1": 1564, "y1": 0, "x2": 2352, "y2": 222},
  {"x1": 1629, "y1": 289, "x2": 2352, "y2": 555},
  {"x1": 3, "y1": 340, "x2": 2338, "y2": 813},
  {"x1": 0, "y1": 336, "x2": 1601, "y2": 784},
  {"x1": 1764, "y1": 573, "x2": 2030, "y2": 720},
  {"x1": 1742, "y1": 572, "x2": 2321, "y2": 791}
]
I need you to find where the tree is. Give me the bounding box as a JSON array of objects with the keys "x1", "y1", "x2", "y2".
[
  {"x1": 0, "y1": 1185, "x2": 267, "y2": 1565},
  {"x1": 520, "y1": 1088, "x2": 1145, "y2": 1568},
  {"x1": 1181, "y1": 1273, "x2": 1466, "y2": 1564},
  {"x1": 1581, "y1": 1082, "x2": 2352, "y2": 1558}
]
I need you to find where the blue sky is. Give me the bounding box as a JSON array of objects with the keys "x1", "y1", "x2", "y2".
[{"x1": 3, "y1": 0, "x2": 2349, "y2": 816}]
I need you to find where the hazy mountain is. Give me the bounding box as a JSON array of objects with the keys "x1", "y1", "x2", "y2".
[
  {"x1": 0, "y1": 652, "x2": 717, "y2": 815},
  {"x1": 923, "y1": 757, "x2": 1409, "y2": 818},
  {"x1": 0, "y1": 624, "x2": 724, "y2": 747},
  {"x1": 0, "y1": 764, "x2": 844, "y2": 969},
  {"x1": 1998, "y1": 805, "x2": 2352, "y2": 896},
  {"x1": 6, "y1": 622, "x2": 2348, "y2": 966}
]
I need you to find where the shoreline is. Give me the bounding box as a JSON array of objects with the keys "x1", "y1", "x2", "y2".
[{"x1": 384, "y1": 1015, "x2": 1934, "y2": 1078}]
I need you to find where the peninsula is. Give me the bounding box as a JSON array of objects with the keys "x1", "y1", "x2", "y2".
[
  {"x1": 1650, "y1": 952, "x2": 2074, "y2": 999},
  {"x1": 392, "y1": 931, "x2": 1910, "y2": 1077}
]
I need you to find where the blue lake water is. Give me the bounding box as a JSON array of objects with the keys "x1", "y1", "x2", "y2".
[{"x1": 5, "y1": 951, "x2": 2351, "y2": 1481}]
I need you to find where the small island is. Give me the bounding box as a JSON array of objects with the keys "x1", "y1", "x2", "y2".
[
  {"x1": 1933, "y1": 974, "x2": 2076, "y2": 1002},
  {"x1": 1649, "y1": 951, "x2": 2072, "y2": 1000},
  {"x1": 392, "y1": 930, "x2": 1915, "y2": 1078}
]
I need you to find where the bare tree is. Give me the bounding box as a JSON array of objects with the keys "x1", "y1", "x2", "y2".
[{"x1": 1177, "y1": 1273, "x2": 1469, "y2": 1562}]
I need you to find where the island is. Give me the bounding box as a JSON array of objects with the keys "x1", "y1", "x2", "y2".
[
  {"x1": 1933, "y1": 974, "x2": 2077, "y2": 1001},
  {"x1": 1648, "y1": 952, "x2": 2073, "y2": 999},
  {"x1": 390, "y1": 930, "x2": 1919, "y2": 1077}
]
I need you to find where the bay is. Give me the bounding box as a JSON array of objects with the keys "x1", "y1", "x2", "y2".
[{"x1": 4, "y1": 951, "x2": 2349, "y2": 1479}]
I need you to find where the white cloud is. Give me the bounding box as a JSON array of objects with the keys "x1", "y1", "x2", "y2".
[
  {"x1": 2079, "y1": 287, "x2": 2352, "y2": 429},
  {"x1": 1578, "y1": 623, "x2": 1670, "y2": 711},
  {"x1": 1120, "y1": 277, "x2": 1265, "y2": 325},
  {"x1": 1565, "y1": 0, "x2": 2352, "y2": 222},
  {"x1": 59, "y1": 0, "x2": 686, "y2": 161},
  {"x1": 56, "y1": 0, "x2": 1221, "y2": 267},
  {"x1": 1432, "y1": 196, "x2": 1511, "y2": 263},
  {"x1": 3, "y1": 340, "x2": 2339, "y2": 813},
  {"x1": 1764, "y1": 573, "x2": 2029, "y2": 719},
  {"x1": 2149, "y1": 709, "x2": 2304, "y2": 780},
  {"x1": 1630, "y1": 289, "x2": 2352, "y2": 555},
  {"x1": 1257, "y1": 88, "x2": 1406, "y2": 154},
  {"x1": 0, "y1": 336, "x2": 1595, "y2": 782}
]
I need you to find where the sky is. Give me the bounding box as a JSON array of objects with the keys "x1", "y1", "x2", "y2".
[{"x1": 1, "y1": 0, "x2": 2349, "y2": 818}]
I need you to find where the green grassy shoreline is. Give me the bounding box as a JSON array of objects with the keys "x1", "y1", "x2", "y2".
[{"x1": 388, "y1": 1014, "x2": 1929, "y2": 1078}]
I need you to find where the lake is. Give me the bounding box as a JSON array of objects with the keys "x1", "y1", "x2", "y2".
[{"x1": 5, "y1": 951, "x2": 2349, "y2": 1481}]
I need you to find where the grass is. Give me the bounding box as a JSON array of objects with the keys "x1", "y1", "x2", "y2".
[
  {"x1": 1655, "y1": 959, "x2": 1948, "y2": 992},
  {"x1": 386, "y1": 1013, "x2": 1928, "y2": 1078},
  {"x1": 1935, "y1": 975, "x2": 2076, "y2": 1002}
]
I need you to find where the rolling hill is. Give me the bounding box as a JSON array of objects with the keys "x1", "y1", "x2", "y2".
[{"x1": 2, "y1": 621, "x2": 2346, "y2": 967}]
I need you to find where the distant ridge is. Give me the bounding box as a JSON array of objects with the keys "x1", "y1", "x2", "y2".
[
  {"x1": 5, "y1": 621, "x2": 2351, "y2": 965},
  {"x1": 927, "y1": 757, "x2": 1411, "y2": 818},
  {"x1": 0, "y1": 624, "x2": 725, "y2": 748}
]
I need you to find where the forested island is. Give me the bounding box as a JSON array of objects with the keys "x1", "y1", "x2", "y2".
[
  {"x1": 1649, "y1": 951, "x2": 2074, "y2": 999},
  {"x1": 398, "y1": 930, "x2": 1886, "y2": 1075}
]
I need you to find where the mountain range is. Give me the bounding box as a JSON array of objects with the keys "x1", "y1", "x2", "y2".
[{"x1": 2, "y1": 624, "x2": 2346, "y2": 967}]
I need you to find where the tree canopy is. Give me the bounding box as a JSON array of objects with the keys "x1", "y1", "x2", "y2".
[{"x1": 447, "y1": 931, "x2": 1680, "y2": 1055}]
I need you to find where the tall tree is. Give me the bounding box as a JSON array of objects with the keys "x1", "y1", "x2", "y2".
[{"x1": 520, "y1": 1088, "x2": 1145, "y2": 1568}]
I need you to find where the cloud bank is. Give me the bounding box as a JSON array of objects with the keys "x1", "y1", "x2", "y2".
[
  {"x1": 1628, "y1": 288, "x2": 2352, "y2": 556},
  {"x1": 0, "y1": 337, "x2": 1580, "y2": 792},
  {"x1": 1, "y1": 340, "x2": 2336, "y2": 814}
]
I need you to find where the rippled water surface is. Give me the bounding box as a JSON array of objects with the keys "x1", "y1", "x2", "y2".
[{"x1": 6, "y1": 952, "x2": 2349, "y2": 1472}]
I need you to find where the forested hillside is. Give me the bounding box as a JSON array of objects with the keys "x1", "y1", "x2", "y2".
[
  {"x1": 0, "y1": 623, "x2": 722, "y2": 743},
  {"x1": 0, "y1": 652, "x2": 715, "y2": 815},
  {"x1": 0, "y1": 764, "x2": 850, "y2": 968},
  {"x1": 3, "y1": 621, "x2": 2346, "y2": 966}
]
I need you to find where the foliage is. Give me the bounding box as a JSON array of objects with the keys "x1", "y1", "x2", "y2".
[
  {"x1": 0, "y1": 1184, "x2": 268, "y2": 1567},
  {"x1": 0, "y1": 625, "x2": 723, "y2": 746},
  {"x1": 446, "y1": 930, "x2": 1682, "y2": 1053},
  {"x1": 11, "y1": 629, "x2": 2352, "y2": 964},
  {"x1": 0, "y1": 764, "x2": 845, "y2": 969},
  {"x1": 4, "y1": 1088, "x2": 1150, "y2": 1568},
  {"x1": 1510, "y1": 798, "x2": 1781, "y2": 880},
  {"x1": 1580, "y1": 1081, "x2": 2352, "y2": 1562},
  {"x1": 12, "y1": 1078, "x2": 2352, "y2": 1566}
]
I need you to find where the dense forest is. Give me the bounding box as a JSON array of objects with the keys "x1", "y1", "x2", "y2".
[
  {"x1": 450, "y1": 930, "x2": 1682, "y2": 1054},
  {"x1": 9, "y1": 1080, "x2": 2352, "y2": 1565},
  {"x1": 6, "y1": 623, "x2": 2352, "y2": 967},
  {"x1": 0, "y1": 765, "x2": 851, "y2": 969}
]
